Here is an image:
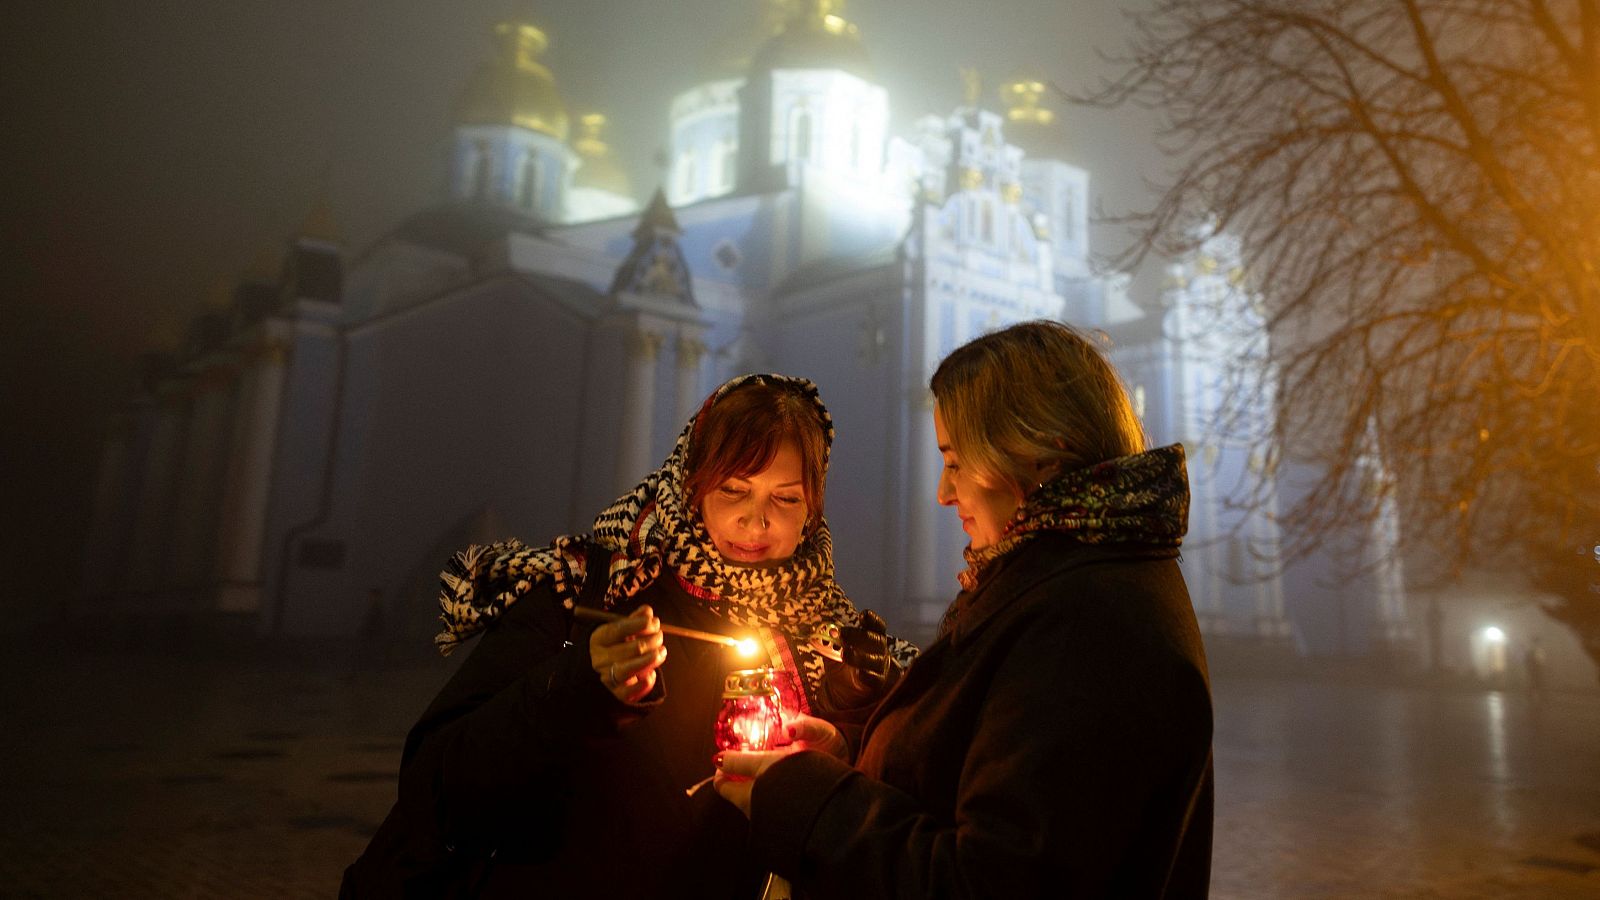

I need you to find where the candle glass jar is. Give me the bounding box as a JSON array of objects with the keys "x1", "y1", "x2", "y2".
[{"x1": 714, "y1": 667, "x2": 784, "y2": 753}]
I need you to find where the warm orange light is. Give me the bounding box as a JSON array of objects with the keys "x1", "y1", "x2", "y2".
[
  {"x1": 734, "y1": 637, "x2": 759, "y2": 657},
  {"x1": 714, "y1": 668, "x2": 783, "y2": 753}
]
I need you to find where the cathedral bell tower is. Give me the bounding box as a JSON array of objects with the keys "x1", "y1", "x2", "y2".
[
  {"x1": 450, "y1": 20, "x2": 576, "y2": 222},
  {"x1": 736, "y1": 0, "x2": 888, "y2": 194}
]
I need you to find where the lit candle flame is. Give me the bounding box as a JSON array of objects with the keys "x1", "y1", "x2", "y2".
[{"x1": 735, "y1": 637, "x2": 759, "y2": 657}]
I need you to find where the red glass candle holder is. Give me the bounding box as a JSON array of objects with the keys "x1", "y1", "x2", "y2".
[{"x1": 713, "y1": 667, "x2": 783, "y2": 753}]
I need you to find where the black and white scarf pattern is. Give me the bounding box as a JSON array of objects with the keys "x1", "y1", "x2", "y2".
[{"x1": 435, "y1": 373, "x2": 916, "y2": 710}]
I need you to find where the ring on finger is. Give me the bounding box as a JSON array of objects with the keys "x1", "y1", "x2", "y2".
[{"x1": 609, "y1": 662, "x2": 619, "y2": 686}]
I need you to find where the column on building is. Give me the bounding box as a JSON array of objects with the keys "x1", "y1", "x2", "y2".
[
  {"x1": 1186, "y1": 443, "x2": 1229, "y2": 634},
  {"x1": 169, "y1": 357, "x2": 238, "y2": 591},
  {"x1": 1368, "y1": 472, "x2": 1412, "y2": 648},
  {"x1": 615, "y1": 320, "x2": 665, "y2": 493},
  {"x1": 212, "y1": 333, "x2": 290, "y2": 614},
  {"x1": 80, "y1": 409, "x2": 144, "y2": 598},
  {"x1": 125, "y1": 379, "x2": 193, "y2": 594},
  {"x1": 1249, "y1": 504, "x2": 1291, "y2": 639},
  {"x1": 673, "y1": 331, "x2": 707, "y2": 426}
]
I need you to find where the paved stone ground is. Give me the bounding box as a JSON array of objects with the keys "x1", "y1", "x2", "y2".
[{"x1": 2, "y1": 642, "x2": 1597, "y2": 898}]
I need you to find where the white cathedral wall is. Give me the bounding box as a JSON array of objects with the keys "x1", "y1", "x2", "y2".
[
  {"x1": 1020, "y1": 159, "x2": 1090, "y2": 279},
  {"x1": 766, "y1": 70, "x2": 888, "y2": 183},
  {"x1": 565, "y1": 187, "x2": 638, "y2": 224},
  {"x1": 256, "y1": 307, "x2": 344, "y2": 635},
  {"x1": 795, "y1": 165, "x2": 910, "y2": 264},
  {"x1": 764, "y1": 263, "x2": 949, "y2": 642},
  {"x1": 668, "y1": 78, "x2": 742, "y2": 206}
]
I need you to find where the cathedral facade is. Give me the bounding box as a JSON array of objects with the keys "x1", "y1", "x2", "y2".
[{"x1": 80, "y1": 4, "x2": 1414, "y2": 657}]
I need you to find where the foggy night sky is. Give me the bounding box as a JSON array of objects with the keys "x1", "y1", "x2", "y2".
[{"x1": 1, "y1": 1, "x2": 1167, "y2": 627}]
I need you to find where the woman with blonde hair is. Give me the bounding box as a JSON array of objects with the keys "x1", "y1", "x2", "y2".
[{"x1": 717, "y1": 321, "x2": 1214, "y2": 898}]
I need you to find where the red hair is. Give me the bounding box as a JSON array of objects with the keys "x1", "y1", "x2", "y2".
[{"x1": 684, "y1": 382, "x2": 828, "y2": 530}]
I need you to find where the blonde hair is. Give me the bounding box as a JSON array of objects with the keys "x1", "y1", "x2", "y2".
[{"x1": 930, "y1": 320, "x2": 1147, "y2": 496}]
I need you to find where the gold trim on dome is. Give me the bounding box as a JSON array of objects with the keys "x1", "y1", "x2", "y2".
[
  {"x1": 572, "y1": 113, "x2": 632, "y2": 196},
  {"x1": 999, "y1": 79, "x2": 1055, "y2": 127},
  {"x1": 960, "y1": 67, "x2": 982, "y2": 107},
  {"x1": 456, "y1": 20, "x2": 570, "y2": 140},
  {"x1": 574, "y1": 113, "x2": 609, "y2": 158},
  {"x1": 1001, "y1": 182, "x2": 1023, "y2": 205},
  {"x1": 960, "y1": 167, "x2": 984, "y2": 191}
]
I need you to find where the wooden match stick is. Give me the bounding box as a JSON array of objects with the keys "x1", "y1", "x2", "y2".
[{"x1": 572, "y1": 606, "x2": 749, "y2": 650}]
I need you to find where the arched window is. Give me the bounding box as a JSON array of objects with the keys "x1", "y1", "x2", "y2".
[
  {"x1": 519, "y1": 153, "x2": 543, "y2": 211},
  {"x1": 677, "y1": 148, "x2": 697, "y2": 199},
  {"x1": 981, "y1": 200, "x2": 994, "y2": 244},
  {"x1": 472, "y1": 140, "x2": 493, "y2": 201}
]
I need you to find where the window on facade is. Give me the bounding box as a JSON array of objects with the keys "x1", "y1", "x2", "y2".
[
  {"x1": 981, "y1": 201, "x2": 994, "y2": 243},
  {"x1": 678, "y1": 149, "x2": 697, "y2": 199},
  {"x1": 719, "y1": 140, "x2": 737, "y2": 191},
  {"x1": 791, "y1": 108, "x2": 813, "y2": 163},
  {"x1": 519, "y1": 154, "x2": 542, "y2": 210}
]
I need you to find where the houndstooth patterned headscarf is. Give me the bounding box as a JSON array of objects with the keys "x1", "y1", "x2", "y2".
[{"x1": 435, "y1": 373, "x2": 915, "y2": 710}]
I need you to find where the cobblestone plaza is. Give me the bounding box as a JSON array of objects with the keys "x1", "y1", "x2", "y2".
[{"x1": 3, "y1": 643, "x2": 1597, "y2": 898}]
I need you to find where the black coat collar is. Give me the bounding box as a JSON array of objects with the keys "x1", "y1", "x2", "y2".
[{"x1": 945, "y1": 534, "x2": 1179, "y2": 647}]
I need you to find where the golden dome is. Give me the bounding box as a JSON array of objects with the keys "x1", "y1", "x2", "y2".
[
  {"x1": 572, "y1": 113, "x2": 632, "y2": 196},
  {"x1": 701, "y1": 0, "x2": 795, "y2": 79},
  {"x1": 456, "y1": 22, "x2": 570, "y2": 140},
  {"x1": 751, "y1": 0, "x2": 873, "y2": 80},
  {"x1": 999, "y1": 75, "x2": 1069, "y2": 159}
]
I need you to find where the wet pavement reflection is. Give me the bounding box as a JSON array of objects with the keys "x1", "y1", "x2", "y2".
[
  {"x1": 2, "y1": 644, "x2": 1596, "y2": 897},
  {"x1": 1211, "y1": 677, "x2": 1600, "y2": 897}
]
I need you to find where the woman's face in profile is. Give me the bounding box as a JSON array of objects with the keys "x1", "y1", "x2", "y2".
[
  {"x1": 700, "y1": 440, "x2": 810, "y2": 566},
  {"x1": 934, "y1": 405, "x2": 1020, "y2": 551}
]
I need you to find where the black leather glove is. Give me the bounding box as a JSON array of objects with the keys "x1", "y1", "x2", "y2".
[
  {"x1": 817, "y1": 609, "x2": 898, "y2": 713},
  {"x1": 838, "y1": 610, "x2": 892, "y2": 685}
]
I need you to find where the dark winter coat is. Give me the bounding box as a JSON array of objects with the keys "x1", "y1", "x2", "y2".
[
  {"x1": 343, "y1": 574, "x2": 774, "y2": 900},
  {"x1": 748, "y1": 533, "x2": 1214, "y2": 898}
]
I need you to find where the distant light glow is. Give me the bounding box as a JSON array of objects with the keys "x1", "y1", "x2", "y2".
[{"x1": 1483, "y1": 626, "x2": 1505, "y2": 643}]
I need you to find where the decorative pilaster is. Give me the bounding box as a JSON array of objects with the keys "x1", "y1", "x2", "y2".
[
  {"x1": 213, "y1": 337, "x2": 290, "y2": 613},
  {"x1": 125, "y1": 382, "x2": 192, "y2": 593},
  {"x1": 674, "y1": 333, "x2": 707, "y2": 426},
  {"x1": 169, "y1": 359, "x2": 238, "y2": 590},
  {"x1": 80, "y1": 411, "x2": 141, "y2": 597},
  {"x1": 616, "y1": 325, "x2": 665, "y2": 492}
]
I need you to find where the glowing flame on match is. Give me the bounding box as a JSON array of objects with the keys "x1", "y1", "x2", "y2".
[{"x1": 735, "y1": 637, "x2": 759, "y2": 657}]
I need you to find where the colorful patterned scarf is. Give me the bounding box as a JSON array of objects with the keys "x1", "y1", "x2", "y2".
[
  {"x1": 956, "y1": 443, "x2": 1191, "y2": 593},
  {"x1": 435, "y1": 373, "x2": 916, "y2": 708}
]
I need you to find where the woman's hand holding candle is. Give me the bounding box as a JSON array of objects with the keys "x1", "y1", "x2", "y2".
[
  {"x1": 713, "y1": 713, "x2": 846, "y2": 817},
  {"x1": 589, "y1": 604, "x2": 666, "y2": 704}
]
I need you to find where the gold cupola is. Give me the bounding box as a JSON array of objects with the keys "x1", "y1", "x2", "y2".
[
  {"x1": 456, "y1": 21, "x2": 570, "y2": 140},
  {"x1": 750, "y1": 0, "x2": 873, "y2": 80},
  {"x1": 572, "y1": 113, "x2": 632, "y2": 196},
  {"x1": 702, "y1": 0, "x2": 796, "y2": 78},
  {"x1": 999, "y1": 75, "x2": 1068, "y2": 158}
]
